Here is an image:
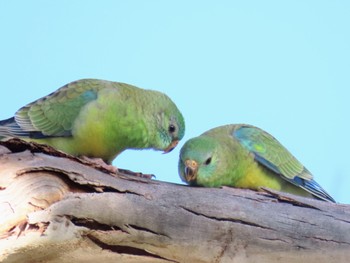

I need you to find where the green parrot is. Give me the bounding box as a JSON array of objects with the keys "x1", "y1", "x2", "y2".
[
  {"x1": 179, "y1": 124, "x2": 335, "y2": 202},
  {"x1": 0, "y1": 79, "x2": 185, "y2": 163}
]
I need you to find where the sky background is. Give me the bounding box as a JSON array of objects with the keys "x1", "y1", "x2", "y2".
[{"x1": 1, "y1": 1, "x2": 349, "y2": 203}]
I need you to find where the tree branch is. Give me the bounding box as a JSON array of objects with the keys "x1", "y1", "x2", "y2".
[{"x1": 0, "y1": 139, "x2": 349, "y2": 263}]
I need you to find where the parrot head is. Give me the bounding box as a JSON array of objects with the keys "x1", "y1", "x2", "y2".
[
  {"x1": 178, "y1": 135, "x2": 223, "y2": 186},
  {"x1": 154, "y1": 100, "x2": 185, "y2": 154},
  {"x1": 162, "y1": 117, "x2": 182, "y2": 153}
]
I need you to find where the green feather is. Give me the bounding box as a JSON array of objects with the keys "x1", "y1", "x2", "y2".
[
  {"x1": 233, "y1": 125, "x2": 312, "y2": 181},
  {"x1": 179, "y1": 124, "x2": 335, "y2": 202},
  {"x1": 0, "y1": 79, "x2": 185, "y2": 163}
]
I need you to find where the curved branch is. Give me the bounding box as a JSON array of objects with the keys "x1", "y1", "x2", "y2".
[{"x1": 0, "y1": 139, "x2": 349, "y2": 263}]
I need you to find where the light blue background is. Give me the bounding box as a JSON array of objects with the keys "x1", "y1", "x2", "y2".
[{"x1": 1, "y1": 1, "x2": 349, "y2": 203}]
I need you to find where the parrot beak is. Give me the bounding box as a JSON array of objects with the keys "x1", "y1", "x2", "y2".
[
  {"x1": 163, "y1": 140, "x2": 179, "y2": 154},
  {"x1": 184, "y1": 159, "x2": 198, "y2": 182}
]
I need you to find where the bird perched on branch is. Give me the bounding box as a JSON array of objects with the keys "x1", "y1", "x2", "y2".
[
  {"x1": 179, "y1": 124, "x2": 335, "y2": 202},
  {"x1": 0, "y1": 79, "x2": 185, "y2": 164}
]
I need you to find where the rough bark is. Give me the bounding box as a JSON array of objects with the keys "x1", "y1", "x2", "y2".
[{"x1": 0, "y1": 139, "x2": 349, "y2": 263}]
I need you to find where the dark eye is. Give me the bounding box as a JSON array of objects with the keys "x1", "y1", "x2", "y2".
[
  {"x1": 204, "y1": 157, "x2": 212, "y2": 165},
  {"x1": 168, "y1": 124, "x2": 176, "y2": 133}
]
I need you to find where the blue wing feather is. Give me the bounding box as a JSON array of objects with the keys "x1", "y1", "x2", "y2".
[
  {"x1": 233, "y1": 125, "x2": 336, "y2": 203},
  {"x1": 293, "y1": 177, "x2": 336, "y2": 203}
]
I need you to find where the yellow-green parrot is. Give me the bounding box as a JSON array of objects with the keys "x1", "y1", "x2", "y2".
[
  {"x1": 0, "y1": 79, "x2": 185, "y2": 163},
  {"x1": 179, "y1": 124, "x2": 335, "y2": 202}
]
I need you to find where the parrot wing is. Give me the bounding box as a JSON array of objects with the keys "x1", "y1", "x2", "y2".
[
  {"x1": 11, "y1": 79, "x2": 101, "y2": 138},
  {"x1": 233, "y1": 125, "x2": 335, "y2": 202}
]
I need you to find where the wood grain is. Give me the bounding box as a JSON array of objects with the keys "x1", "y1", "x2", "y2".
[{"x1": 0, "y1": 139, "x2": 349, "y2": 263}]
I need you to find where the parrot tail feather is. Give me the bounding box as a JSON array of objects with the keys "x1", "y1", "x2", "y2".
[
  {"x1": 0, "y1": 117, "x2": 46, "y2": 139},
  {"x1": 0, "y1": 117, "x2": 20, "y2": 139},
  {"x1": 291, "y1": 175, "x2": 336, "y2": 203},
  {"x1": 301, "y1": 178, "x2": 336, "y2": 203}
]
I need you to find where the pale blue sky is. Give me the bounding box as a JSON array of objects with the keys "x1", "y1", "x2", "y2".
[{"x1": 1, "y1": 1, "x2": 349, "y2": 203}]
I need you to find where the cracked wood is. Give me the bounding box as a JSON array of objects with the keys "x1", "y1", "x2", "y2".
[{"x1": 0, "y1": 139, "x2": 350, "y2": 263}]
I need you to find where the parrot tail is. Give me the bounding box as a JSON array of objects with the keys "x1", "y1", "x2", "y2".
[
  {"x1": 0, "y1": 117, "x2": 18, "y2": 140},
  {"x1": 0, "y1": 117, "x2": 66, "y2": 139},
  {"x1": 302, "y1": 178, "x2": 336, "y2": 203},
  {"x1": 0, "y1": 117, "x2": 42, "y2": 139},
  {"x1": 290, "y1": 175, "x2": 336, "y2": 203}
]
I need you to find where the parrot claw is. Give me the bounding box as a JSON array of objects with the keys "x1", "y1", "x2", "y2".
[
  {"x1": 117, "y1": 168, "x2": 155, "y2": 179},
  {"x1": 79, "y1": 156, "x2": 118, "y2": 174}
]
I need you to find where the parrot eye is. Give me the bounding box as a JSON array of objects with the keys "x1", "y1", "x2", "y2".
[
  {"x1": 168, "y1": 124, "x2": 176, "y2": 133},
  {"x1": 204, "y1": 157, "x2": 212, "y2": 165}
]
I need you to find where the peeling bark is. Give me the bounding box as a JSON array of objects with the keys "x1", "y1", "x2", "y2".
[{"x1": 0, "y1": 139, "x2": 349, "y2": 263}]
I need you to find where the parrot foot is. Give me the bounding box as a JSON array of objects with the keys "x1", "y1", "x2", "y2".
[
  {"x1": 117, "y1": 168, "x2": 155, "y2": 179},
  {"x1": 79, "y1": 156, "x2": 118, "y2": 174},
  {"x1": 78, "y1": 156, "x2": 155, "y2": 179}
]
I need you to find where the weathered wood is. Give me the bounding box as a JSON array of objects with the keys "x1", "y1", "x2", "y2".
[{"x1": 0, "y1": 139, "x2": 349, "y2": 263}]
